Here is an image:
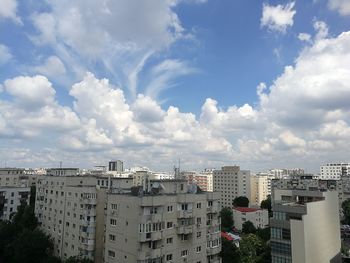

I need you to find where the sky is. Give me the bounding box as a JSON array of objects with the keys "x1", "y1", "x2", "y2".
[{"x1": 0, "y1": 0, "x2": 350, "y2": 172}]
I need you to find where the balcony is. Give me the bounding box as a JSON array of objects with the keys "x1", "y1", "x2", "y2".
[
  {"x1": 177, "y1": 210, "x2": 193, "y2": 218},
  {"x1": 207, "y1": 205, "x2": 219, "y2": 214},
  {"x1": 177, "y1": 225, "x2": 193, "y2": 234},
  {"x1": 81, "y1": 198, "x2": 97, "y2": 205},
  {"x1": 139, "y1": 231, "x2": 162, "y2": 242},
  {"x1": 207, "y1": 246, "x2": 221, "y2": 255},
  {"x1": 141, "y1": 214, "x2": 163, "y2": 222},
  {"x1": 138, "y1": 248, "x2": 162, "y2": 260}
]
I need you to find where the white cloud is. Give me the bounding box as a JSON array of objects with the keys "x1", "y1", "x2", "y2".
[
  {"x1": 0, "y1": 44, "x2": 12, "y2": 65},
  {"x1": 313, "y1": 20, "x2": 329, "y2": 40},
  {"x1": 328, "y1": 0, "x2": 350, "y2": 16},
  {"x1": 34, "y1": 56, "x2": 66, "y2": 77},
  {"x1": 261, "y1": 2, "x2": 296, "y2": 33},
  {"x1": 0, "y1": 0, "x2": 21, "y2": 24},
  {"x1": 298, "y1": 33, "x2": 312, "y2": 42}
]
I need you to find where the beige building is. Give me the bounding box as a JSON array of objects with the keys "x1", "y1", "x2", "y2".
[
  {"x1": 36, "y1": 170, "x2": 221, "y2": 263},
  {"x1": 213, "y1": 166, "x2": 251, "y2": 208},
  {"x1": 0, "y1": 168, "x2": 33, "y2": 220},
  {"x1": 271, "y1": 189, "x2": 341, "y2": 263},
  {"x1": 232, "y1": 207, "x2": 268, "y2": 231},
  {"x1": 104, "y1": 179, "x2": 221, "y2": 263},
  {"x1": 183, "y1": 171, "x2": 214, "y2": 192},
  {"x1": 35, "y1": 171, "x2": 133, "y2": 262},
  {"x1": 250, "y1": 174, "x2": 269, "y2": 206}
]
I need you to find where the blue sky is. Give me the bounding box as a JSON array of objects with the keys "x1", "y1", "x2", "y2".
[{"x1": 0, "y1": 0, "x2": 350, "y2": 172}]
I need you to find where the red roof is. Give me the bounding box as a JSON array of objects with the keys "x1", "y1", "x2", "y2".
[
  {"x1": 233, "y1": 207, "x2": 261, "y2": 213},
  {"x1": 221, "y1": 232, "x2": 233, "y2": 241}
]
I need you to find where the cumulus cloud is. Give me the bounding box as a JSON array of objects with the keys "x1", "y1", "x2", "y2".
[
  {"x1": 261, "y1": 2, "x2": 296, "y2": 33},
  {"x1": 298, "y1": 33, "x2": 312, "y2": 42},
  {"x1": 0, "y1": 0, "x2": 21, "y2": 24},
  {"x1": 328, "y1": 0, "x2": 350, "y2": 16},
  {"x1": 2, "y1": 27, "x2": 350, "y2": 170}
]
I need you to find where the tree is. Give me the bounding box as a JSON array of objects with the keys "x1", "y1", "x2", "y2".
[
  {"x1": 30, "y1": 186, "x2": 36, "y2": 208},
  {"x1": 220, "y1": 207, "x2": 234, "y2": 232},
  {"x1": 233, "y1": 196, "x2": 249, "y2": 207},
  {"x1": 242, "y1": 221, "x2": 257, "y2": 234},
  {"x1": 240, "y1": 234, "x2": 264, "y2": 263},
  {"x1": 256, "y1": 227, "x2": 270, "y2": 242},
  {"x1": 342, "y1": 200, "x2": 350, "y2": 225},
  {"x1": 220, "y1": 237, "x2": 241, "y2": 263},
  {"x1": 260, "y1": 195, "x2": 272, "y2": 217}
]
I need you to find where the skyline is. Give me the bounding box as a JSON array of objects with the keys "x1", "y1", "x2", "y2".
[{"x1": 1, "y1": 0, "x2": 350, "y2": 172}]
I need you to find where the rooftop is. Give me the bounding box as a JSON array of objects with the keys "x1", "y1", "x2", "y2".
[{"x1": 233, "y1": 207, "x2": 261, "y2": 213}]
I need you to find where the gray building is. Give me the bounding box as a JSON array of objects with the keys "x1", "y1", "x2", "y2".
[{"x1": 108, "y1": 160, "x2": 124, "y2": 172}]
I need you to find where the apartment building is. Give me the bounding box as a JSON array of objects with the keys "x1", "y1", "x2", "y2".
[
  {"x1": 35, "y1": 171, "x2": 133, "y2": 262},
  {"x1": 0, "y1": 168, "x2": 32, "y2": 220},
  {"x1": 183, "y1": 171, "x2": 214, "y2": 192},
  {"x1": 232, "y1": 207, "x2": 268, "y2": 231},
  {"x1": 271, "y1": 189, "x2": 341, "y2": 263},
  {"x1": 104, "y1": 179, "x2": 221, "y2": 263},
  {"x1": 320, "y1": 163, "x2": 350, "y2": 180},
  {"x1": 250, "y1": 174, "x2": 269, "y2": 206},
  {"x1": 0, "y1": 186, "x2": 30, "y2": 220},
  {"x1": 213, "y1": 166, "x2": 251, "y2": 208}
]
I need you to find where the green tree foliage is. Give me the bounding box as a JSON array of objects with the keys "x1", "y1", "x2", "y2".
[
  {"x1": 65, "y1": 256, "x2": 94, "y2": 263},
  {"x1": 30, "y1": 186, "x2": 36, "y2": 208},
  {"x1": 342, "y1": 199, "x2": 350, "y2": 225},
  {"x1": 220, "y1": 207, "x2": 234, "y2": 232},
  {"x1": 240, "y1": 234, "x2": 264, "y2": 263},
  {"x1": 220, "y1": 237, "x2": 241, "y2": 263},
  {"x1": 256, "y1": 227, "x2": 270, "y2": 242},
  {"x1": 242, "y1": 221, "x2": 257, "y2": 234},
  {"x1": 0, "y1": 204, "x2": 59, "y2": 263},
  {"x1": 260, "y1": 195, "x2": 272, "y2": 217},
  {"x1": 233, "y1": 196, "x2": 249, "y2": 207}
]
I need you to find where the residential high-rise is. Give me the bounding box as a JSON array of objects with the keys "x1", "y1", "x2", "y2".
[
  {"x1": 104, "y1": 179, "x2": 221, "y2": 263},
  {"x1": 35, "y1": 170, "x2": 221, "y2": 263},
  {"x1": 250, "y1": 174, "x2": 269, "y2": 206},
  {"x1": 108, "y1": 160, "x2": 124, "y2": 172},
  {"x1": 320, "y1": 163, "x2": 350, "y2": 180},
  {"x1": 0, "y1": 168, "x2": 32, "y2": 220},
  {"x1": 271, "y1": 188, "x2": 341, "y2": 263},
  {"x1": 232, "y1": 207, "x2": 268, "y2": 231},
  {"x1": 213, "y1": 166, "x2": 251, "y2": 208}
]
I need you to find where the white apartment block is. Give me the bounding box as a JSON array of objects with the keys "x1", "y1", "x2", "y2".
[
  {"x1": 183, "y1": 171, "x2": 214, "y2": 192},
  {"x1": 250, "y1": 175, "x2": 269, "y2": 206},
  {"x1": 213, "y1": 166, "x2": 251, "y2": 208},
  {"x1": 0, "y1": 168, "x2": 37, "y2": 187},
  {"x1": 35, "y1": 172, "x2": 133, "y2": 262},
  {"x1": 104, "y1": 180, "x2": 221, "y2": 263},
  {"x1": 232, "y1": 207, "x2": 268, "y2": 231},
  {"x1": 320, "y1": 163, "x2": 350, "y2": 180},
  {"x1": 271, "y1": 189, "x2": 341, "y2": 263},
  {"x1": 0, "y1": 186, "x2": 31, "y2": 220}
]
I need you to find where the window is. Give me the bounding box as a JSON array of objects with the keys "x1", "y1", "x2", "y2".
[
  {"x1": 181, "y1": 250, "x2": 188, "y2": 257},
  {"x1": 166, "y1": 238, "x2": 173, "y2": 244},
  {"x1": 197, "y1": 231, "x2": 201, "y2": 238},
  {"x1": 150, "y1": 207, "x2": 158, "y2": 214},
  {"x1": 196, "y1": 203, "x2": 201, "y2": 209},
  {"x1": 181, "y1": 204, "x2": 188, "y2": 211},
  {"x1": 109, "y1": 234, "x2": 116, "y2": 241},
  {"x1": 181, "y1": 234, "x2": 188, "y2": 241},
  {"x1": 110, "y1": 219, "x2": 117, "y2": 226},
  {"x1": 166, "y1": 254, "x2": 173, "y2": 261},
  {"x1": 167, "y1": 206, "x2": 173, "y2": 212},
  {"x1": 111, "y1": 204, "x2": 118, "y2": 210},
  {"x1": 108, "y1": 250, "x2": 116, "y2": 258},
  {"x1": 167, "y1": 222, "x2": 173, "y2": 228},
  {"x1": 196, "y1": 246, "x2": 201, "y2": 253}
]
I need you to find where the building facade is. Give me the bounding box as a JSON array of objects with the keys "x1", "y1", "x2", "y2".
[
  {"x1": 232, "y1": 207, "x2": 268, "y2": 231},
  {"x1": 213, "y1": 166, "x2": 251, "y2": 208},
  {"x1": 320, "y1": 163, "x2": 350, "y2": 180},
  {"x1": 250, "y1": 175, "x2": 269, "y2": 206},
  {"x1": 271, "y1": 188, "x2": 341, "y2": 263}
]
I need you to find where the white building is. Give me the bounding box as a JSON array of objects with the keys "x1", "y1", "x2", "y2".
[
  {"x1": 213, "y1": 166, "x2": 251, "y2": 208},
  {"x1": 271, "y1": 189, "x2": 341, "y2": 263},
  {"x1": 320, "y1": 163, "x2": 350, "y2": 180},
  {"x1": 250, "y1": 174, "x2": 269, "y2": 206},
  {"x1": 232, "y1": 207, "x2": 268, "y2": 231}
]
